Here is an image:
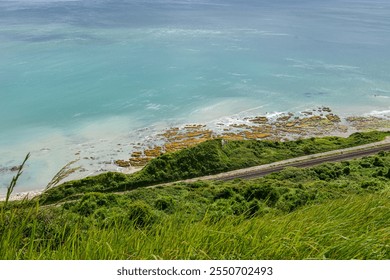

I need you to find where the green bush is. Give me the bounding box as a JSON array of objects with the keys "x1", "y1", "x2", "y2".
[
  {"x1": 127, "y1": 201, "x2": 157, "y2": 228},
  {"x1": 155, "y1": 196, "x2": 174, "y2": 212}
]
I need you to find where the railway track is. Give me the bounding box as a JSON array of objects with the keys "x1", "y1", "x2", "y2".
[{"x1": 217, "y1": 143, "x2": 390, "y2": 181}]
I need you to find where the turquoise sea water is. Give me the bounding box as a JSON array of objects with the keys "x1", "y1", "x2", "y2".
[{"x1": 1, "y1": 0, "x2": 390, "y2": 194}]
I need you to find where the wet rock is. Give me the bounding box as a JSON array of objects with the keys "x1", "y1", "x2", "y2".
[
  {"x1": 326, "y1": 114, "x2": 341, "y2": 123},
  {"x1": 10, "y1": 165, "x2": 21, "y2": 172},
  {"x1": 144, "y1": 146, "x2": 163, "y2": 157},
  {"x1": 115, "y1": 160, "x2": 132, "y2": 167},
  {"x1": 250, "y1": 116, "x2": 269, "y2": 124},
  {"x1": 131, "y1": 151, "x2": 142, "y2": 158}
]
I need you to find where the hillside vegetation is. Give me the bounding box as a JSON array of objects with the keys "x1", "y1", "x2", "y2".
[
  {"x1": 1, "y1": 132, "x2": 389, "y2": 259},
  {"x1": 39, "y1": 131, "x2": 389, "y2": 204}
]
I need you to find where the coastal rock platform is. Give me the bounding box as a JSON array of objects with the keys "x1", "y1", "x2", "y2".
[{"x1": 114, "y1": 107, "x2": 390, "y2": 168}]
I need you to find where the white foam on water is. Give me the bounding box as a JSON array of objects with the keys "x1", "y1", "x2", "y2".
[{"x1": 365, "y1": 109, "x2": 390, "y2": 118}]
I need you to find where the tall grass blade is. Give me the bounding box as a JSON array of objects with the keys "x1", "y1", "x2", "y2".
[
  {"x1": 5, "y1": 152, "x2": 30, "y2": 207},
  {"x1": 45, "y1": 159, "x2": 80, "y2": 191}
]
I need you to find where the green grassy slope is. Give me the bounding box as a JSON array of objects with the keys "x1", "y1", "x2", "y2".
[
  {"x1": 40, "y1": 131, "x2": 389, "y2": 204},
  {"x1": 1, "y1": 148, "x2": 389, "y2": 259},
  {"x1": 2, "y1": 193, "x2": 388, "y2": 260}
]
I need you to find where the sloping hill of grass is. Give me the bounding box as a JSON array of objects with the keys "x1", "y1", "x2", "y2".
[
  {"x1": 39, "y1": 131, "x2": 390, "y2": 204},
  {"x1": 1, "y1": 192, "x2": 388, "y2": 259},
  {"x1": 1, "y1": 148, "x2": 389, "y2": 259}
]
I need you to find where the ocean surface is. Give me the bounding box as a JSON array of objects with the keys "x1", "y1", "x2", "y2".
[{"x1": 1, "y1": 0, "x2": 390, "y2": 195}]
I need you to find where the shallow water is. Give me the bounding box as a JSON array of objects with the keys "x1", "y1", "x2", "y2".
[{"x1": 1, "y1": 0, "x2": 390, "y2": 194}]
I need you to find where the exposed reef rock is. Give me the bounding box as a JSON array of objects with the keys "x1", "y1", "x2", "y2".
[
  {"x1": 114, "y1": 160, "x2": 132, "y2": 168},
  {"x1": 326, "y1": 113, "x2": 341, "y2": 123},
  {"x1": 0, "y1": 165, "x2": 21, "y2": 173},
  {"x1": 346, "y1": 116, "x2": 390, "y2": 131},
  {"x1": 249, "y1": 116, "x2": 269, "y2": 124},
  {"x1": 114, "y1": 107, "x2": 389, "y2": 168}
]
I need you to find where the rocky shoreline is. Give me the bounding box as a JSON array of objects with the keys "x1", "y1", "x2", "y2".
[{"x1": 115, "y1": 107, "x2": 390, "y2": 168}]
